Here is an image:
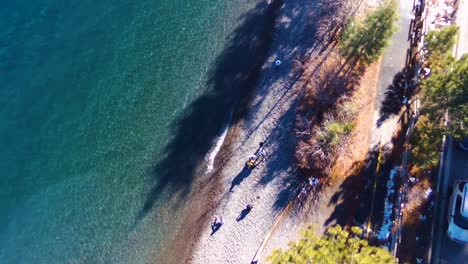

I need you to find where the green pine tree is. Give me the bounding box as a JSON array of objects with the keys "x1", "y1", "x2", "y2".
[
  {"x1": 422, "y1": 54, "x2": 468, "y2": 139},
  {"x1": 340, "y1": 0, "x2": 398, "y2": 65},
  {"x1": 268, "y1": 225, "x2": 395, "y2": 264},
  {"x1": 425, "y1": 25, "x2": 459, "y2": 70}
]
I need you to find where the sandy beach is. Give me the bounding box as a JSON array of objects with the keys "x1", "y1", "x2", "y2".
[
  {"x1": 170, "y1": 1, "x2": 325, "y2": 263},
  {"x1": 166, "y1": 0, "x2": 367, "y2": 263}
]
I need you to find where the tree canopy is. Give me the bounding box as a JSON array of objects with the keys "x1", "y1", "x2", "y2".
[
  {"x1": 340, "y1": 0, "x2": 398, "y2": 65},
  {"x1": 410, "y1": 26, "x2": 465, "y2": 169},
  {"x1": 425, "y1": 25, "x2": 459, "y2": 69},
  {"x1": 422, "y1": 54, "x2": 468, "y2": 139},
  {"x1": 268, "y1": 225, "x2": 395, "y2": 264}
]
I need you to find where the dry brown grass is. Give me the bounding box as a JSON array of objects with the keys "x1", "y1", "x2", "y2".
[
  {"x1": 294, "y1": 1, "x2": 385, "y2": 182},
  {"x1": 330, "y1": 60, "x2": 381, "y2": 181}
]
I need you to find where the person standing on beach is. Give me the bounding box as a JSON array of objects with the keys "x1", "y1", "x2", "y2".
[
  {"x1": 257, "y1": 142, "x2": 267, "y2": 162},
  {"x1": 212, "y1": 215, "x2": 224, "y2": 229},
  {"x1": 211, "y1": 215, "x2": 225, "y2": 235}
]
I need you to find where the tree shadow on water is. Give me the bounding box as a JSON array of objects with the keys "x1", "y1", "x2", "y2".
[{"x1": 136, "y1": 0, "x2": 284, "y2": 221}]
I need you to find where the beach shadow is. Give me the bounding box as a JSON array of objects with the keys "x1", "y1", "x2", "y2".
[
  {"x1": 210, "y1": 223, "x2": 223, "y2": 236},
  {"x1": 257, "y1": 106, "x2": 297, "y2": 186},
  {"x1": 136, "y1": 0, "x2": 285, "y2": 221},
  {"x1": 236, "y1": 208, "x2": 252, "y2": 222},
  {"x1": 229, "y1": 165, "x2": 253, "y2": 192}
]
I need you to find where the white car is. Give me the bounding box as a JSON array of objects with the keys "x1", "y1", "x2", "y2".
[{"x1": 447, "y1": 180, "x2": 468, "y2": 243}]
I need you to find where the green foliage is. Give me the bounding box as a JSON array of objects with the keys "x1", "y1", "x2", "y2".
[
  {"x1": 410, "y1": 116, "x2": 443, "y2": 169},
  {"x1": 317, "y1": 100, "x2": 357, "y2": 148},
  {"x1": 425, "y1": 26, "x2": 459, "y2": 69},
  {"x1": 337, "y1": 101, "x2": 359, "y2": 120},
  {"x1": 340, "y1": 0, "x2": 398, "y2": 65},
  {"x1": 411, "y1": 27, "x2": 465, "y2": 169},
  {"x1": 318, "y1": 120, "x2": 354, "y2": 147},
  {"x1": 268, "y1": 225, "x2": 395, "y2": 264},
  {"x1": 422, "y1": 54, "x2": 468, "y2": 139}
]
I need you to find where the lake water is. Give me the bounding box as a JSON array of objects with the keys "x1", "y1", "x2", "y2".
[{"x1": 0, "y1": 0, "x2": 261, "y2": 262}]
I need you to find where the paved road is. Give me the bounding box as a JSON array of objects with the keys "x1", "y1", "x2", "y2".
[
  {"x1": 431, "y1": 138, "x2": 468, "y2": 264},
  {"x1": 370, "y1": 0, "x2": 413, "y2": 147},
  {"x1": 359, "y1": 0, "x2": 413, "y2": 242}
]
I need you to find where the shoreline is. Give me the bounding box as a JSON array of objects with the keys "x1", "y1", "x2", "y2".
[
  {"x1": 161, "y1": 0, "x2": 397, "y2": 262},
  {"x1": 162, "y1": 0, "x2": 288, "y2": 262},
  {"x1": 164, "y1": 0, "x2": 353, "y2": 263}
]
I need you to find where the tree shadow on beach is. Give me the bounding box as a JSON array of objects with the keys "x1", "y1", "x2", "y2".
[
  {"x1": 136, "y1": 0, "x2": 285, "y2": 221},
  {"x1": 324, "y1": 150, "x2": 378, "y2": 228},
  {"x1": 240, "y1": 103, "x2": 300, "y2": 211},
  {"x1": 251, "y1": 1, "x2": 368, "y2": 213},
  {"x1": 325, "y1": 125, "x2": 407, "y2": 237}
]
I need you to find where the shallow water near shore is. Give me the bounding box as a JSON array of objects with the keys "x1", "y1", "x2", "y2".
[{"x1": 0, "y1": 0, "x2": 261, "y2": 262}]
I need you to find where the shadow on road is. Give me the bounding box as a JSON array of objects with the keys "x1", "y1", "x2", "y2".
[
  {"x1": 326, "y1": 122, "x2": 409, "y2": 243},
  {"x1": 325, "y1": 148, "x2": 379, "y2": 227}
]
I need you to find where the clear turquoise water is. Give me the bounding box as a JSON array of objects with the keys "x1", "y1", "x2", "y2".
[{"x1": 0, "y1": 0, "x2": 259, "y2": 263}]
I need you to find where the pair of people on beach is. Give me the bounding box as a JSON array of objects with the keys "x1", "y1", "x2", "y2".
[
  {"x1": 212, "y1": 204, "x2": 253, "y2": 232},
  {"x1": 247, "y1": 142, "x2": 267, "y2": 168}
]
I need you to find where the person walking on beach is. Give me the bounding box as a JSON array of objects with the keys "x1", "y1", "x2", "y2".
[
  {"x1": 259, "y1": 147, "x2": 266, "y2": 160},
  {"x1": 255, "y1": 142, "x2": 267, "y2": 159},
  {"x1": 247, "y1": 142, "x2": 267, "y2": 168}
]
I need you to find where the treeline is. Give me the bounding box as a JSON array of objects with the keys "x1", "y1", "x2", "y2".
[
  {"x1": 410, "y1": 25, "x2": 467, "y2": 170},
  {"x1": 268, "y1": 225, "x2": 395, "y2": 264}
]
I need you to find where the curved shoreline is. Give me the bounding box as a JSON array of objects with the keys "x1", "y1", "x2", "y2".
[{"x1": 163, "y1": 0, "x2": 328, "y2": 263}]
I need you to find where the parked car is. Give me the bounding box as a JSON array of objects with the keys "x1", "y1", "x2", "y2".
[{"x1": 447, "y1": 180, "x2": 468, "y2": 243}]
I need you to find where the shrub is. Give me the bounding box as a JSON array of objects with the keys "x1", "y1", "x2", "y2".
[{"x1": 340, "y1": 0, "x2": 398, "y2": 65}]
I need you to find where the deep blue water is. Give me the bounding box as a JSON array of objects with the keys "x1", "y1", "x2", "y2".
[{"x1": 0, "y1": 0, "x2": 259, "y2": 263}]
